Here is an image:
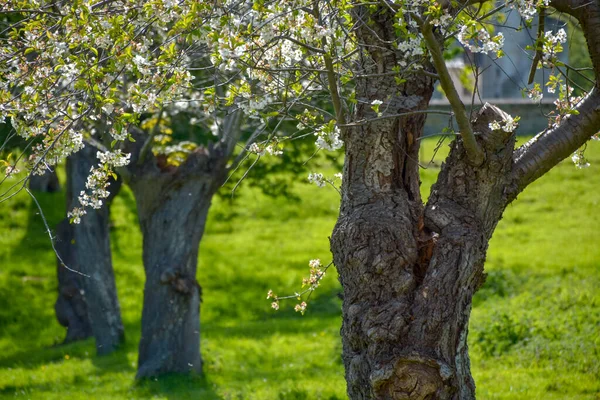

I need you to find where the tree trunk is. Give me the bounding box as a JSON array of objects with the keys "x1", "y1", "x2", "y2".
[
  {"x1": 54, "y1": 219, "x2": 93, "y2": 343},
  {"x1": 54, "y1": 145, "x2": 125, "y2": 354},
  {"x1": 332, "y1": 96, "x2": 516, "y2": 398},
  {"x1": 128, "y1": 150, "x2": 219, "y2": 379},
  {"x1": 29, "y1": 168, "x2": 60, "y2": 192}
]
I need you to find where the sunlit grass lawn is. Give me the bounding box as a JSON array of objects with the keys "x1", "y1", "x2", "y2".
[{"x1": 0, "y1": 137, "x2": 598, "y2": 399}]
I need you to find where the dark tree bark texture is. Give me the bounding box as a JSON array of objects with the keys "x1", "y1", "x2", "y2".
[
  {"x1": 126, "y1": 144, "x2": 226, "y2": 379},
  {"x1": 333, "y1": 99, "x2": 520, "y2": 399},
  {"x1": 29, "y1": 168, "x2": 60, "y2": 192},
  {"x1": 54, "y1": 145, "x2": 125, "y2": 354},
  {"x1": 330, "y1": 3, "x2": 600, "y2": 399},
  {"x1": 54, "y1": 219, "x2": 93, "y2": 343}
]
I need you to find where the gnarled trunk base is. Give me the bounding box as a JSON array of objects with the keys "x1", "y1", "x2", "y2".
[{"x1": 132, "y1": 173, "x2": 213, "y2": 378}]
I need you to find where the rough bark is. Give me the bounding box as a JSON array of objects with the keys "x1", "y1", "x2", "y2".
[
  {"x1": 126, "y1": 146, "x2": 223, "y2": 379},
  {"x1": 54, "y1": 145, "x2": 125, "y2": 354},
  {"x1": 332, "y1": 99, "x2": 516, "y2": 399}
]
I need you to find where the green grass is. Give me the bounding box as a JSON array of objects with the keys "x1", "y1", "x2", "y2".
[{"x1": 0, "y1": 137, "x2": 599, "y2": 399}]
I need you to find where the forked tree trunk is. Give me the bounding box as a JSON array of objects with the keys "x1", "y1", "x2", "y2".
[
  {"x1": 127, "y1": 150, "x2": 220, "y2": 379},
  {"x1": 55, "y1": 146, "x2": 125, "y2": 354},
  {"x1": 332, "y1": 99, "x2": 516, "y2": 399},
  {"x1": 330, "y1": 7, "x2": 519, "y2": 398}
]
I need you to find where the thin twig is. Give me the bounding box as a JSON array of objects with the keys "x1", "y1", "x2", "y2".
[{"x1": 26, "y1": 187, "x2": 89, "y2": 277}]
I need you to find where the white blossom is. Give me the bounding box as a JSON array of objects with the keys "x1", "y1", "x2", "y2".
[
  {"x1": 315, "y1": 124, "x2": 343, "y2": 151},
  {"x1": 489, "y1": 114, "x2": 519, "y2": 133},
  {"x1": 308, "y1": 172, "x2": 326, "y2": 188},
  {"x1": 572, "y1": 152, "x2": 590, "y2": 169}
]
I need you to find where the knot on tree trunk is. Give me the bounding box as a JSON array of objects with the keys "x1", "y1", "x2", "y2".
[
  {"x1": 160, "y1": 268, "x2": 201, "y2": 297},
  {"x1": 472, "y1": 103, "x2": 515, "y2": 156},
  {"x1": 372, "y1": 356, "x2": 454, "y2": 400}
]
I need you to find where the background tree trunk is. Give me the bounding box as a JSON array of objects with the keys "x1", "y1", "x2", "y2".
[
  {"x1": 29, "y1": 169, "x2": 60, "y2": 193},
  {"x1": 128, "y1": 150, "x2": 220, "y2": 379},
  {"x1": 55, "y1": 145, "x2": 125, "y2": 354},
  {"x1": 54, "y1": 219, "x2": 93, "y2": 343}
]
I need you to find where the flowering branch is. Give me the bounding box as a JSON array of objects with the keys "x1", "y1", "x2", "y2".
[{"x1": 267, "y1": 259, "x2": 333, "y2": 315}]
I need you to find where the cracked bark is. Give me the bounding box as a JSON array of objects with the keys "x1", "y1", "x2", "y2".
[{"x1": 332, "y1": 101, "x2": 517, "y2": 399}]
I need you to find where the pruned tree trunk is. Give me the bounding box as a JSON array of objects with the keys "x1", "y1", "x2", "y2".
[
  {"x1": 54, "y1": 145, "x2": 125, "y2": 354},
  {"x1": 331, "y1": 1, "x2": 600, "y2": 397},
  {"x1": 127, "y1": 149, "x2": 222, "y2": 379}
]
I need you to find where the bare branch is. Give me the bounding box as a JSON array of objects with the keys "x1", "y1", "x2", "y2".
[
  {"x1": 527, "y1": 8, "x2": 546, "y2": 84},
  {"x1": 421, "y1": 22, "x2": 485, "y2": 165}
]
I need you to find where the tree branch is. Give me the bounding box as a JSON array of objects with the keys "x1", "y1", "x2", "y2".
[
  {"x1": 510, "y1": 89, "x2": 600, "y2": 199},
  {"x1": 527, "y1": 8, "x2": 545, "y2": 85},
  {"x1": 421, "y1": 23, "x2": 485, "y2": 165},
  {"x1": 509, "y1": 0, "x2": 600, "y2": 198},
  {"x1": 313, "y1": 0, "x2": 346, "y2": 125}
]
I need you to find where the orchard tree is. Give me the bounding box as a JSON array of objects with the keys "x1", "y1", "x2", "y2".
[
  {"x1": 0, "y1": 0, "x2": 300, "y2": 378},
  {"x1": 206, "y1": 1, "x2": 599, "y2": 398},
  {"x1": 2, "y1": 0, "x2": 600, "y2": 398}
]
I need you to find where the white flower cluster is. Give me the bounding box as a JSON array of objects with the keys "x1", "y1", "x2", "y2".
[
  {"x1": 3, "y1": 165, "x2": 20, "y2": 178},
  {"x1": 294, "y1": 301, "x2": 307, "y2": 314},
  {"x1": 315, "y1": 124, "x2": 343, "y2": 151},
  {"x1": 302, "y1": 258, "x2": 325, "y2": 291},
  {"x1": 458, "y1": 25, "x2": 504, "y2": 55},
  {"x1": 542, "y1": 29, "x2": 567, "y2": 66},
  {"x1": 28, "y1": 128, "x2": 85, "y2": 175},
  {"x1": 110, "y1": 126, "x2": 128, "y2": 141},
  {"x1": 97, "y1": 150, "x2": 131, "y2": 167},
  {"x1": 237, "y1": 95, "x2": 271, "y2": 116},
  {"x1": 133, "y1": 54, "x2": 152, "y2": 76},
  {"x1": 527, "y1": 84, "x2": 543, "y2": 102},
  {"x1": 397, "y1": 36, "x2": 424, "y2": 57},
  {"x1": 510, "y1": 0, "x2": 550, "y2": 22},
  {"x1": 308, "y1": 172, "x2": 326, "y2": 187},
  {"x1": 571, "y1": 151, "x2": 590, "y2": 169},
  {"x1": 249, "y1": 142, "x2": 283, "y2": 156},
  {"x1": 545, "y1": 29, "x2": 567, "y2": 45},
  {"x1": 69, "y1": 150, "x2": 131, "y2": 224},
  {"x1": 488, "y1": 114, "x2": 519, "y2": 133}
]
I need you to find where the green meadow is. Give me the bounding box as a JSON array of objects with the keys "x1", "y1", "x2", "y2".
[{"x1": 0, "y1": 137, "x2": 598, "y2": 399}]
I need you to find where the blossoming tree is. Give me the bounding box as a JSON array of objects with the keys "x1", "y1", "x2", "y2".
[
  {"x1": 1, "y1": 0, "x2": 264, "y2": 378},
  {"x1": 2, "y1": 0, "x2": 600, "y2": 397}
]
